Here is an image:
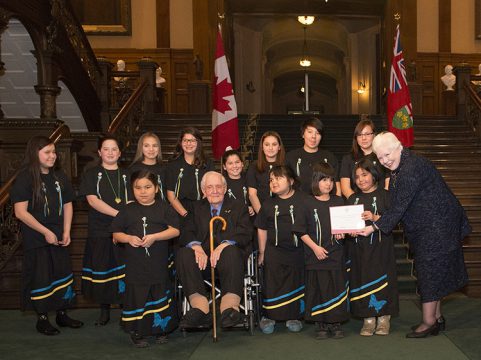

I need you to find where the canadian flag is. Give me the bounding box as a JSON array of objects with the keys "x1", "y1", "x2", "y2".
[{"x1": 212, "y1": 27, "x2": 239, "y2": 159}]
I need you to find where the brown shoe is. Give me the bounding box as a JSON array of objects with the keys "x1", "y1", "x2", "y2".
[
  {"x1": 375, "y1": 315, "x2": 390, "y2": 335},
  {"x1": 360, "y1": 317, "x2": 376, "y2": 336}
]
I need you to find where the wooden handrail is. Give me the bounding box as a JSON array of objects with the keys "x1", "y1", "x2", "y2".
[
  {"x1": 466, "y1": 84, "x2": 481, "y2": 109},
  {"x1": 108, "y1": 78, "x2": 148, "y2": 134}
]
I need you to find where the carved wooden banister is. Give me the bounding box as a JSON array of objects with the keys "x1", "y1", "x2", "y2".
[
  {"x1": 464, "y1": 83, "x2": 481, "y2": 139},
  {"x1": 107, "y1": 78, "x2": 148, "y2": 149},
  {"x1": 0, "y1": 122, "x2": 70, "y2": 271}
]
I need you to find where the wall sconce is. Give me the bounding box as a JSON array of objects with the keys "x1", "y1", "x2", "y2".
[
  {"x1": 357, "y1": 82, "x2": 366, "y2": 94},
  {"x1": 246, "y1": 81, "x2": 256, "y2": 93}
]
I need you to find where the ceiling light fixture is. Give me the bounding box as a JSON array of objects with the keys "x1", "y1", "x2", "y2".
[{"x1": 297, "y1": 16, "x2": 315, "y2": 26}]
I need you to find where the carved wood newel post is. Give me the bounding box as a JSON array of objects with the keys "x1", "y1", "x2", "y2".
[
  {"x1": 33, "y1": 49, "x2": 61, "y2": 120},
  {"x1": 0, "y1": 9, "x2": 10, "y2": 119}
]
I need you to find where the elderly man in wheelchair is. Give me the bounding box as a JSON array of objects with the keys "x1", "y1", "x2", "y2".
[{"x1": 176, "y1": 171, "x2": 253, "y2": 329}]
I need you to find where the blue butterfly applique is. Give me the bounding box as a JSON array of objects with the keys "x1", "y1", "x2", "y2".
[
  {"x1": 118, "y1": 280, "x2": 126, "y2": 294},
  {"x1": 153, "y1": 313, "x2": 172, "y2": 331},
  {"x1": 368, "y1": 294, "x2": 387, "y2": 313},
  {"x1": 63, "y1": 285, "x2": 75, "y2": 301}
]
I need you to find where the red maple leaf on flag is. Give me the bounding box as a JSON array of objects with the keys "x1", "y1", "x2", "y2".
[{"x1": 213, "y1": 77, "x2": 233, "y2": 114}]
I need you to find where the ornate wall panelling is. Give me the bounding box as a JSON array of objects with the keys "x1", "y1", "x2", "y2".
[
  {"x1": 417, "y1": 53, "x2": 481, "y2": 116},
  {"x1": 171, "y1": 49, "x2": 194, "y2": 113}
]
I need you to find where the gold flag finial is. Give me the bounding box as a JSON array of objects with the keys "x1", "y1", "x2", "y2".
[
  {"x1": 218, "y1": 12, "x2": 225, "y2": 20},
  {"x1": 394, "y1": 13, "x2": 401, "y2": 21}
]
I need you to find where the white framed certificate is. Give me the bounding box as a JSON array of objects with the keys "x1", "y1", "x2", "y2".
[{"x1": 329, "y1": 205, "x2": 365, "y2": 234}]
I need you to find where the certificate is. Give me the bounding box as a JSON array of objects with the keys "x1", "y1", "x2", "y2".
[{"x1": 329, "y1": 205, "x2": 365, "y2": 234}]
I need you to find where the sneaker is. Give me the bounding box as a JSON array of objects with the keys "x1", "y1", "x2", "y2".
[
  {"x1": 179, "y1": 308, "x2": 212, "y2": 329},
  {"x1": 286, "y1": 320, "x2": 303, "y2": 333},
  {"x1": 130, "y1": 332, "x2": 149, "y2": 348},
  {"x1": 375, "y1": 315, "x2": 391, "y2": 336},
  {"x1": 56, "y1": 311, "x2": 84, "y2": 329},
  {"x1": 259, "y1": 317, "x2": 275, "y2": 334},
  {"x1": 36, "y1": 315, "x2": 60, "y2": 336},
  {"x1": 221, "y1": 308, "x2": 245, "y2": 328},
  {"x1": 155, "y1": 334, "x2": 168, "y2": 344},
  {"x1": 360, "y1": 317, "x2": 376, "y2": 336},
  {"x1": 316, "y1": 322, "x2": 329, "y2": 340},
  {"x1": 329, "y1": 323, "x2": 344, "y2": 339}
]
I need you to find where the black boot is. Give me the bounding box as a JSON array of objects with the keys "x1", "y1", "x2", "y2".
[
  {"x1": 95, "y1": 304, "x2": 110, "y2": 326},
  {"x1": 36, "y1": 314, "x2": 60, "y2": 336},
  {"x1": 56, "y1": 310, "x2": 84, "y2": 329},
  {"x1": 130, "y1": 332, "x2": 149, "y2": 348}
]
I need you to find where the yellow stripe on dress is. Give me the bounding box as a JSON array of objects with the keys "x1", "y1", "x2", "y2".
[
  {"x1": 350, "y1": 282, "x2": 388, "y2": 302},
  {"x1": 311, "y1": 293, "x2": 348, "y2": 316},
  {"x1": 31, "y1": 279, "x2": 74, "y2": 300},
  {"x1": 262, "y1": 293, "x2": 305, "y2": 310},
  {"x1": 122, "y1": 300, "x2": 172, "y2": 322},
  {"x1": 81, "y1": 274, "x2": 126, "y2": 283}
]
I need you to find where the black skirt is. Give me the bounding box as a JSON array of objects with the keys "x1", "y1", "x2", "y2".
[
  {"x1": 81, "y1": 235, "x2": 125, "y2": 304},
  {"x1": 121, "y1": 283, "x2": 178, "y2": 336},
  {"x1": 23, "y1": 245, "x2": 76, "y2": 313},
  {"x1": 348, "y1": 233, "x2": 399, "y2": 318},
  {"x1": 262, "y1": 260, "x2": 305, "y2": 321},
  {"x1": 304, "y1": 269, "x2": 349, "y2": 323}
]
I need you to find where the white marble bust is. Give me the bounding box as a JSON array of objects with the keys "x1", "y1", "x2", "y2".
[
  {"x1": 441, "y1": 64, "x2": 455, "y2": 91},
  {"x1": 156, "y1": 66, "x2": 166, "y2": 87},
  {"x1": 114, "y1": 59, "x2": 127, "y2": 83}
]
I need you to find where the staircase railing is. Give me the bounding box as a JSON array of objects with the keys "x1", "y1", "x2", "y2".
[
  {"x1": 0, "y1": 122, "x2": 70, "y2": 271},
  {"x1": 52, "y1": 0, "x2": 101, "y2": 88},
  {"x1": 465, "y1": 82, "x2": 481, "y2": 140},
  {"x1": 240, "y1": 113, "x2": 259, "y2": 168},
  {"x1": 108, "y1": 78, "x2": 148, "y2": 150}
]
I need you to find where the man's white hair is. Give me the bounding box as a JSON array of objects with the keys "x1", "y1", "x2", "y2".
[{"x1": 200, "y1": 171, "x2": 227, "y2": 190}]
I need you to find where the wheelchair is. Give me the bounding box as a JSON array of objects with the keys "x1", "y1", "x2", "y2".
[{"x1": 176, "y1": 251, "x2": 262, "y2": 336}]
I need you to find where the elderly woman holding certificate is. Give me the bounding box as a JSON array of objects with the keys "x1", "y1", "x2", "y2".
[{"x1": 359, "y1": 132, "x2": 470, "y2": 339}]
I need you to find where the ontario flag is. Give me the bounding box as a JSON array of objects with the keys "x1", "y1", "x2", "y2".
[
  {"x1": 388, "y1": 24, "x2": 414, "y2": 147},
  {"x1": 212, "y1": 26, "x2": 239, "y2": 159}
]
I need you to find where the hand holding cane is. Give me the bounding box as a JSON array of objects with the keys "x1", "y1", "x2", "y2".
[{"x1": 209, "y1": 215, "x2": 227, "y2": 342}]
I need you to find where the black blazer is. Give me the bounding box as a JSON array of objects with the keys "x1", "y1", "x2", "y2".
[{"x1": 180, "y1": 197, "x2": 253, "y2": 255}]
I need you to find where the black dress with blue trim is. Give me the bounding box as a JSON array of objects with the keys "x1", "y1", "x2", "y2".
[
  {"x1": 293, "y1": 195, "x2": 349, "y2": 323},
  {"x1": 255, "y1": 191, "x2": 307, "y2": 321},
  {"x1": 111, "y1": 201, "x2": 179, "y2": 336},
  {"x1": 79, "y1": 165, "x2": 131, "y2": 304},
  {"x1": 346, "y1": 188, "x2": 399, "y2": 318},
  {"x1": 10, "y1": 169, "x2": 76, "y2": 313}
]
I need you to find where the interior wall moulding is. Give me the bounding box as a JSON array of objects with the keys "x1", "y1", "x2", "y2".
[{"x1": 70, "y1": 0, "x2": 132, "y2": 35}]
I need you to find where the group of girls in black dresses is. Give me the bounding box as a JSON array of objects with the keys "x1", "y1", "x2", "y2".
[
  {"x1": 250, "y1": 118, "x2": 398, "y2": 339},
  {"x1": 11, "y1": 118, "x2": 398, "y2": 346}
]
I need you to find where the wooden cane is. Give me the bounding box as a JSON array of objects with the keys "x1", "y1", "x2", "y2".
[{"x1": 209, "y1": 215, "x2": 227, "y2": 342}]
